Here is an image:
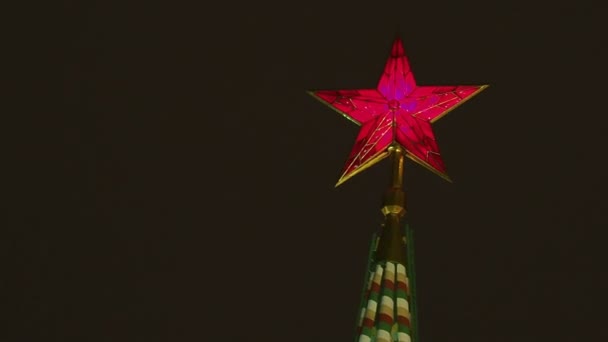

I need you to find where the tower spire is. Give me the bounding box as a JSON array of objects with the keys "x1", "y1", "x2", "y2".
[
  {"x1": 308, "y1": 35, "x2": 487, "y2": 342},
  {"x1": 376, "y1": 145, "x2": 407, "y2": 265},
  {"x1": 353, "y1": 145, "x2": 414, "y2": 342}
]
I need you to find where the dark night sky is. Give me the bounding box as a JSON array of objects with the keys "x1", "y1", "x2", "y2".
[{"x1": 5, "y1": 0, "x2": 608, "y2": 341}]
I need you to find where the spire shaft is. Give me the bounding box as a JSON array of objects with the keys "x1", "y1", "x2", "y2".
[
  {"x1": 376, "y1": 145, "x2": 407, "y2": 265},
  {"x1": 390, "y1": 145, "x2": 405, "y2": 189},
  {"x1": 354, "y1": 146, "x2": 419, "y2": 341}
]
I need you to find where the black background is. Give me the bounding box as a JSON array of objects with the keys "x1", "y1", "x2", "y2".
[{"x1": 5, "y1": 0, "x2": 607, "y2": 341}]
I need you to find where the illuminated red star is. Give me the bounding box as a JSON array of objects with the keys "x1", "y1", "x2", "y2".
[{"x1": 309, "y1": 37, "x2": 487, "y2": 186}]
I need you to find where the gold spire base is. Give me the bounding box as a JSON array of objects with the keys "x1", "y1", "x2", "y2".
[{"x1": 376, "y1": 145, "x2": 408, "y2": 265}]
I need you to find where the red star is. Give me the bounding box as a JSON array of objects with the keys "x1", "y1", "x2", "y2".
[{"x1": 309, "y1": 37, "x2": 487, "y2": 186}]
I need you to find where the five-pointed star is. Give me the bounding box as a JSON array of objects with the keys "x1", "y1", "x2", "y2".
[{"x1": 309, "y1": 37, "x2": 487, "y2": 186}]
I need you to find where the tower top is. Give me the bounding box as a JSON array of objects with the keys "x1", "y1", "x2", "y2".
[{"x1": 309, "y1": 37, "x2": 487, "y2": 186}]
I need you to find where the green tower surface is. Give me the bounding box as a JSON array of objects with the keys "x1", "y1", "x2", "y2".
[{"x1": 354, "y1": 224, "x2": 419, "y2": 342}]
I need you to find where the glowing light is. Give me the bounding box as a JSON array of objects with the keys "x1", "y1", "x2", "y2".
[{"x1": 310, "y1": 37, "x2": 487, "y2": 185}]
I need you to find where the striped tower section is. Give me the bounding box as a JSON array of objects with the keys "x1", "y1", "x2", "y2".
[
  {"x1": 355, "y1": 227, "x2": 417, "y2": 342},
  {"x1": 376, "y1": 262, "x2": 396, "y2": 342},
  {"x1": 395, "y1": 263, "x2": 412, "y2": 342},
  {"x1": 356, "y1": 234, "x2": 379, "y2": 334},
  {"x1": 358, "y1": 264, "x2": 384, "y2": 341}
]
